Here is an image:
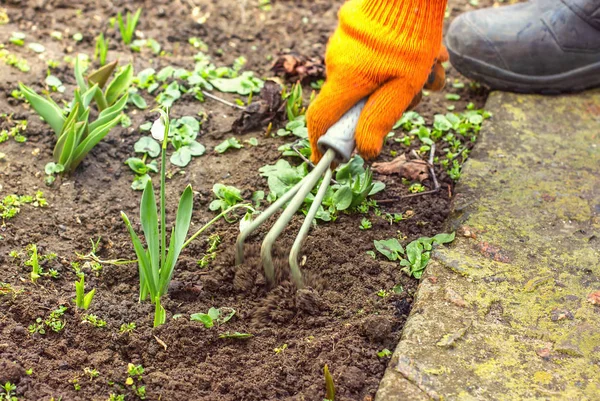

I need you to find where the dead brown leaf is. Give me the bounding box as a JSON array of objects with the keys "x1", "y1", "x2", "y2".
[
  {"x1": 271, "y1": 53, "x2": 325, "y2": 84},
  {"x1": 588, "y1": 290, "x2": 600, "y2": 305},
  {"x1": 372, "y1": 154, "x2": 429, "y2": 182},
  {"x1": 232, "y1": 80, "x2": 285, "y2": 134}
]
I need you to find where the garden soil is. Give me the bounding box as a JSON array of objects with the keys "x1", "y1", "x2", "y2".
[{"x1": 0, "y1": 0, "x2": 492, "y2": 400}]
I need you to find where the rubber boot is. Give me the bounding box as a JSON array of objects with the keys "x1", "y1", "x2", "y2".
[{"x1": 446, "y1": 0, "x2": 600, "y2": 93}]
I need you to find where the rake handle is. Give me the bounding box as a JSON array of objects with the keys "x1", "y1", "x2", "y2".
[{"x1": 316, "y1": 99, "x2": 367, "y2": 163}]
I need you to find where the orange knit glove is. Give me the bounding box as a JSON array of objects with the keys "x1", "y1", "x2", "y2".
[{"x1": 307, "y1": 0, "x2": 448, "y2": 163}]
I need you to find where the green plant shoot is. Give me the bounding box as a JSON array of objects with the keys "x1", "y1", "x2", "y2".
[
  {"x1": 121, "y1": 108, "x2": 193, "y2": 327},
  {"x1": 27, "y1": 244, "x2": 41, "y2": 283},
  {"x1": 75, "y1": 275, "x2": 96, "y2": 310},
  {"x1": 19, "y1": 58, "x2": 133, "y2": 175},
  {"x1": 117, "y1": 8, "x2": 142, "y2": 45},
  {"x1": 94, "y1": 33, "x2": 109, "y2": 66},
  {"x1": 324, "y1": 364, "x2": 335, "y2": 401}
]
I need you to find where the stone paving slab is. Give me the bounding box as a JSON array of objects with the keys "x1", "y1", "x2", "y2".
[{"x1": 375, "y1": 91, "x2": 600, "y2": 401}]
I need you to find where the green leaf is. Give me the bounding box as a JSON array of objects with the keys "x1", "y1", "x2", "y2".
[
  {"x1": 125, "y1": 157, "x2": 148, "y2": 174},
  {"x1": 190, "y1": 312, "x2": 214, "y2": 328},
  {"x1": 74, "y1": 55, "x2": 88, "y2": 91},
  {"x1": 45, "y1": 75, "x2": 64, "y2": 92},
  {"x1": 71, "y1": 114, "x2": 122, "y2": 170},
  {"x1": 332, "y1": 185, "x2": 353, "y2": 211},
  {"x1": 140, "y1": 179, "x2": 160, "y2": 298},
  {"x1": 19, "y1": 83, "x2": 65, "y2": 136},
  {"x1": 87, "y1": 60, "x2": 118, "y2": 90},
  {"x1": 159, "y1": 185, "x2": 193, "y2": 295},
  {"x1": 369, "y1": 181, "x2": 386, "y2": 196},
  {"x1": 431, "y1": 232, "x2": 455, "y2": 245},
  {"x1": 170, "y1": 147, "x2": 192, "y2": 167},
  {"x1": 28, "y1": 43, "x2": 45, "y2": 53},
  {"x1": 187, "y1": 141, "x2": 206, "y2": 156},
  {"x1": 218, "y1": 307, "x2": 236, "y2": 324},
  {"x1": 405, "y1": 241, "x2": 423, "y2": 266},
  {"x1": 81, "y1": 84, "x2": 99, "y2": 109},
  {"x1": 336, "y1": 156, "x2": 365, "y2": 183},
  {"x1": 105, "y1": 64, "x2": 133, "y2": 106},
  {"x1": 44, "y1": 162, "x2": 64, "y2": 175},
  {"x1": 83, "y1": 288, "x2": 96, "y2": 309},
  {"x1": 134, "y1": 137, "x2": 160, "y2": 158},
  {"x1": 154, "y1": 301, "x2": 166, "y2": 327},
  {"x1": 215, "y1": 137, "x2": 243, "y2": 154},
  {"x1": 157, "y1": 66, "x2": 175, "y2": 82},
  {"x1": 433, "y1": 115, "x2": 452, "y2": 131},
  {"x1": 131, "y1": 174, "x2": 151, "y2": 191},
  {"x1": 208, "y1": 307, "x2": 220, "y2": 321},
  {"x1": 53, "y1": 102, "x2": 80, "y2": 158},
  {"x1": 121, "y1": 211, "x2": 154, "y2": 301},
  {"x1": 88, "y1": 94, "x2": 128, "y2": 133},
  {"x1": 210, "y1": 71, "x2": 264, "y2": 95},
  {"x1": 219, "y1": 332, "x2": 253, "y2": 339},
  {"x1": 374, "y1": 238, "x2": 404, "y2": 261},
  {"x1": 130, "y1": 93, "x2": 147, "y2": 109},
  {"x1": 209, "y1": 199, "x2": 225, "y2": 212}
]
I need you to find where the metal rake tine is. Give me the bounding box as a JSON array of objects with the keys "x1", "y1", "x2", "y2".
[
  {"x1": 260, "y1": 150, "x2": 336, "y2": 285},
  {"x1": 288, "y1": 166, "x2": 333, "y2": 289},
  {"x1": 235, "y1": 179, "x2": 304, "y2": 265}
]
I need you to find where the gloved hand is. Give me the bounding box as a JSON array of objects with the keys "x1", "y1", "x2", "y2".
[{"x1": 307, "y1": 0, "x2": 448, "y2": 162}]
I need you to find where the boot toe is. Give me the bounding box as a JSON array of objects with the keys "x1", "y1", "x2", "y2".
[{"x1": 446, "y1": 12, "x2": 508, "y2": 71}]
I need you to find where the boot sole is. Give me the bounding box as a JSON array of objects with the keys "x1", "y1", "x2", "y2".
[{"x1": 447, "y1": 45, "x2": 600, "y2": 95}]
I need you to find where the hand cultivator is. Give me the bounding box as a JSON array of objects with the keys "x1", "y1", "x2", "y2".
[{"x1": 235, "y1": 100, "x2": 366, "y2": 289}]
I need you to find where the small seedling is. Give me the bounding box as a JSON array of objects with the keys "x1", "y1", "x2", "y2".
[
  {"x1": 81, "y1": 314, "x2": 106, "y2": 328},
  {"x1": 83, "y1": 367, "x2": 99, "y2": 380},
  {"x1": 190, "y1": 307, "x2": 235, "y2": 328},
  {"x1": 377, "y1": 349, "x2": 392, "y2": 358},
  {"x1": 25, "y1": 369, "x2": 33, "y2": 376},
  {"x1": 209, "y1": 184, "x2": 244, "y2": 220},
  {"x1": 214, "y1": 137, "x2": 243, "y2": 153},
  {"x1": 75, "y1": 275, "x2": 96, "y2": 310},
  {"x1": 120, "y1": 322, "x2": 136, "y2": 334},
  {"x1": 1, "y1": 382, "x2": 17, "y2": 401},
  {"x1": 28, "y1": 305, "x2": 68, "y2": 335},
  {"x1": 1, "y1": 192, "x2": 47, "y2": 226},
  {"x1": 20, "y1": 59, "x2": 133, "y2": 175},
  {"x1": 26, "y1": 244, "x2": 41, "y2": 283},
  {"x1": 127, "y1": 364, "x2": 144, "y2": 381},
  {"x1": 117, "y1": 8, "x2": 142, "y2": 45},
  {"x1": 72, "y1": 378, "x2": 80, "y2": 391},
  {"x1": 408, "y1": 183, "x2": 425, "y2": 193},
  {"x1": 197, "y1": 233, "x2": 220, "y2": 268},
  {"x1": 399, "y1": 233, "x2": 455, "y2": 279},
  {"x1": 359, "y1": 218, "x2": 372, "y2": 230},
  {"x1": 274, "y1": 344, "x2": 288, "y2": 354},
  {"x1": 94, "y1": 33, "x2": 109, "y2": 66},
  {"x1": 324, "y1": 364, "x2": 335, "y2": 401},
  {"x1": 109, "y1": 394, "x2": 125, "y2": 401}
]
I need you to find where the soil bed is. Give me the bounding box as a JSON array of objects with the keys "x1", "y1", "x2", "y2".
[{"x1": 1, "y1": 0, "x2": 492, "y2": 400}]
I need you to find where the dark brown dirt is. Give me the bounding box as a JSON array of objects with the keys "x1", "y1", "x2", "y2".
[{"x1": 0, "y1": 0, "x2": 494, "y2": 400}]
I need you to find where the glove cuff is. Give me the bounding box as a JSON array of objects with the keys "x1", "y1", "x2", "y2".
[{"x1": 359, "y1": 0, "x2": 447, "y2": 36}]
